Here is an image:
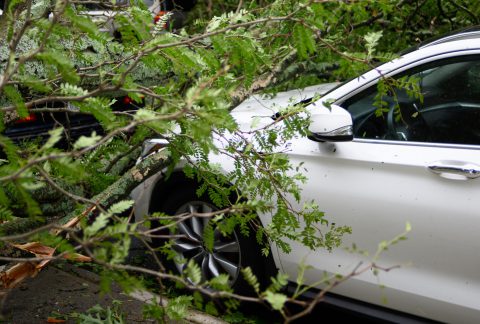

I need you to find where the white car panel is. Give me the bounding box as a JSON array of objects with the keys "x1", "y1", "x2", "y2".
[{"x1": 281, "y1": 139, "x2": 480, "y2": 323}]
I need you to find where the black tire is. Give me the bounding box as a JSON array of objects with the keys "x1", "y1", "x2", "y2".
[{"x1": 152, "y1": 185, "x2": 276, "y2": 295}]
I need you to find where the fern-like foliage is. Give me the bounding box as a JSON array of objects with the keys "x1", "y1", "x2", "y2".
[
  {"x1": 241, "y1": 267, "x2": 260, "y2": 294},
  {"x1": 0, "y1": 205, "x2": 14, "y2": 222}
]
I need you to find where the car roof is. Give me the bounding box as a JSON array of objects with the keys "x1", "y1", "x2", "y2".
[
  {"x1": 322, "y1": 35, "x2": 480, "y2": 103},
  {"x1": 401, "y1": 26, "x2": 480, "y2": 55}
]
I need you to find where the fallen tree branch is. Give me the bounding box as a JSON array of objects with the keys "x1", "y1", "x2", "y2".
[
  {"x1": 230, "y1": 49, "x2": 298, "y2": 108},
  {"x1": 0, "y1": 149, "x2": 170, "y2": 289}
]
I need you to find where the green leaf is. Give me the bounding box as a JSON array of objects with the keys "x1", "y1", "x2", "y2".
[
  {"x1": 3, "y1": 85, "x2": 28, "y2": 118},
  {"x1": 203, "y1": 220, "x2": 214, "y2": 252},
  {"x1": 269, "y1": 272, "x2": 289, "y2": 292},
  {"x1": 15, "y1": 184, "x2": 42, "y2": 216},
  {"x1": 0, "y1": 135, "x2": 20, "y2": 166},
  {"x1": 0, "y1": 111, "x2": 4, "y2": 133},
  {"x1": 265, "y1": 291, "x2": 287, "y2": 311},
  {"x1": 64, "y1": 6, "x2": 108, "y2": 42},
  {"x1": 108, "y1": 200, "x2": 134, "y2": 215},
  {"x1": 364, "y1": 31, "x2": 383, "y2": 58},
  {"x1": 134, "y1": 109, "x2": 156, "y2": 121},
  {"x1": 73, "y1": 132, "x2": 102, "y2": 150},
  {"x1": 85, "y1": 213, "x2": 111, "y2": 237},
  {"x1": 0, "y1": 187, "x2": 10, "y2": 206},
  {"x1": 241, "y1": 267, "x2": 259, "y2": 294},
  {"x1": 0, "y1": 205, "x2": 14, "y2": 222},
  {"x1": 208, "y1": 274, "x2": 230, "y2": 290},
  {"x1": 293, "y1": 24, "x2": 316, "y2": 59},
  {"x1": 110, "y1": 234, "x2": 131, "y2": 264},
  {"x1": 79, "y1": 97, "x2": 116, "y2": 129},
  {"x1": 36, "y1": 51, "x2": 80, "y2": 84},
  {"x1": 204, "y1": 302, "x2": 219, "y2": 316},
  {"x1": 60, "y1": 83, "x2": 88, "y2": 96},
  {"x1": 20, "y1": 180, "x2": 45, "y2": 191},
  {"x1": 406, "y1": 221, "x2": 412, "y2": 232},
  {"x1": 18, "y1": 74, "x2": 52, "y2": 94},
  {"x1": 184, "y1": 260, "x2": 202, "y2": 285},
  {"x1": 166, "y1": 296, "x2": 193, "y2": 320},
  {"x1": 41, "y1": 128, "x2": 64, "y2": 150},
  {"x1": 114, "y1": 7, "x2": 152, "y2": 45},
  {"x1": 7, "y1": 0, "x2": 24, "y2": 14}
]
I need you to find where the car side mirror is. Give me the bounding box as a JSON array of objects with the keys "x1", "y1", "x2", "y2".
[{"x1": 308, "y1": 104, "x2": 353, "y2": 142}]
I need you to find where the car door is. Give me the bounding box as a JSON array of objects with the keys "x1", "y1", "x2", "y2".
[{"x1": 279, "y1": 53, "x2": 480, "y2": 323}]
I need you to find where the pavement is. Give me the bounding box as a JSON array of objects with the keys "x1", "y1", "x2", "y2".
[{"x1": 0, "y1": 263, "x2": 226, "y2": 324}]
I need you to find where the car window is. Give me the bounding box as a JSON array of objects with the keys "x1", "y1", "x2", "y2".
[
  {"x1": 342, "y1": 55, "x2": 480, "y2": 145},
  {"x1": 79, "y1": 0, "x2": 148, "y2": 10}
]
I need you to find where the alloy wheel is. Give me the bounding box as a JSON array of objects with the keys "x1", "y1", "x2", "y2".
[{"x1": 171, "y1": 201, "x2": 241, "y2": 284}]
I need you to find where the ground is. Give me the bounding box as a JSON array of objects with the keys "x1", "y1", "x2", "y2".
[
  {"x1": 1, "y1": 263, "x2": 152, "y2": 323},
  {"x1": 1, "y1": 261, "x2": 227, "y2": 324}
]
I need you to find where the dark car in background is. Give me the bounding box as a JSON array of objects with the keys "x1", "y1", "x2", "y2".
[{"x1": 0, "y1": 0, "x2": 197, "y2": 148}]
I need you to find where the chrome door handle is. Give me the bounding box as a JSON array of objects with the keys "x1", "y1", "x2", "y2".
[{"x1": 428, "y1": 161, "x2": 480, "y2": 179}]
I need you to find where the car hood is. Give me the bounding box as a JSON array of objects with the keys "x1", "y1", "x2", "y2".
[{"x1": 231, "y1": 83, "x2": 338, "y2": 131}]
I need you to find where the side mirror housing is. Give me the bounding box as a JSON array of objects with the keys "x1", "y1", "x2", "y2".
[{"x1": 308, "y1": 104, "x2": 353, "y2": 142}]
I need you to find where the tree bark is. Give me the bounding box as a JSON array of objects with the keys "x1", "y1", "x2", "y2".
[
  {"x1": 0, "y1": 149, "x2": 170, "y2": 236},
  {"x1": 230, "y1": 49, "x2": 298, "y2": 108},
  {"x1": 0, "y1": 149, "x2": 170, "y2": 289}
]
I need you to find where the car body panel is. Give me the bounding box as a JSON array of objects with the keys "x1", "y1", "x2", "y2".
[{"x1": 280, "y1": 139, "x2": 480, "y2": 323}]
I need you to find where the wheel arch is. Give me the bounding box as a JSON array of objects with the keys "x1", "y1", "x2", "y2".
[{"x1": 147, "y1": 170, "x2": 201, "y2": 214}]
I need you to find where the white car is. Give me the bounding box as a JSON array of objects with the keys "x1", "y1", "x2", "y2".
[{"x1": 132, "y1": 29, "x2": 480, "y2": 323}]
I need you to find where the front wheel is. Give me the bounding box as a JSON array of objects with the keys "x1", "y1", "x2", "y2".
[
  {"x1": 152, "y1": 186, "x2": 276, "y2": 295},
  {"x1": 171, "y1": 200, "x2": 242, "y2": 285}
]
